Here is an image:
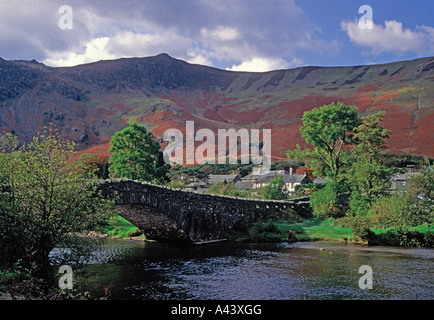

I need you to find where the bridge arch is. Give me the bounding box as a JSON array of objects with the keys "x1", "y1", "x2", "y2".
[{"x1": 98, "y1": 179, "x2": 311, "y2": 242}]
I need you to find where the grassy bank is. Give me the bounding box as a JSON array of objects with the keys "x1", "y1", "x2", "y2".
[
  {"x1": 276, "y1": 218, "x2": 353, "y2": 242},
  {"x1": 98, "y1": 215, "x2": 145, "y2": 239},
  {"x1": 241, "y1": 217, "x2": 434, "y2": 247}
]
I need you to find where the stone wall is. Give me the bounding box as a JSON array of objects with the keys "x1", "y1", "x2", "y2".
[{"x1": 98, "y1": 179, "x2": 311, "y2": 242}]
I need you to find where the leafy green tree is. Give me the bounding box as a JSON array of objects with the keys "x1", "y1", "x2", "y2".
[
  {"x1": 262, "y1": 175, "x2": 287, "y2": 200},
  {"x1": 0, "y1": 129, "x2": 116, "y2": 277},
  {"x1": 78, "y1": 153, "x2": 110, "y2": 179},
  {"x1": 286, "y1": 102, "x2": 358, "y2": 217},
  {"x1": 408, "y1": 163, "x2": 433, "y2": 200},
  {"x1": 345, "y1": 111, "x2": 394, "y2": 217},
  {"x1": 309, "y1": 179, "x2": 350, "y2": 218},
  {"x1": 366, "y1": 192, "x2": 418, "y2": 230},
  {"x1": 287, "y1": 102, "x2": 359, "y2": 179},
  {"x1": 348, "y1": 111, "x2": 392, "y2": 196},
  {"x1": 407, "y1": 165, "x2": 434, "y2": 224},
  {"x1": 109, "y1": 122, "x2": 169, "y2": 184}
]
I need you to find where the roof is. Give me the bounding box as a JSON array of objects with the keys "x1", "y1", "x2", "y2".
[
  {"x1": 208, "y1": 174, "x2": 240, "y2": 184},
  {"x1": 234, "y1": 181, "x2": 255, "y2": 190},
  {"x1": 242, "y1": 170, "x2": 286, "y2": 181},
  {"x1": 283, "y1": 174, "x2": 311, "y2": 183},
  {"x1": 313, "y1": 177, "x2": 329, "y2": 184}
]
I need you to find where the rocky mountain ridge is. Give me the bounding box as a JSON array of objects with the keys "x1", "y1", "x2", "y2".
[{"x1": 0, "y1": 53, "x2": 433, "y2": 158}]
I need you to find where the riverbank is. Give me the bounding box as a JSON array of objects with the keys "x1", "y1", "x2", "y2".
[
  {"x1": 100, "y1": 214, "x2": 433, "y2": 248},
  {"x1": 233, "y1": 217, "x2": 434, "y2": 247}
]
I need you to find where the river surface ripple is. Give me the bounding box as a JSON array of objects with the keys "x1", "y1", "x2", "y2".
[{"x1": 52, "y1": 240, "x2": 433, "y2": 300}]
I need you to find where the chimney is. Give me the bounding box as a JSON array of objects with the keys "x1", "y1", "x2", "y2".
[{"x1": 289, "y1": 167, "x2": 293, "y2": 175}]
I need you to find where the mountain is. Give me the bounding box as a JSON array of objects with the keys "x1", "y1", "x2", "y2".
[{"x1": 0, "y1": 53, "x2": 433, "y2": 159}]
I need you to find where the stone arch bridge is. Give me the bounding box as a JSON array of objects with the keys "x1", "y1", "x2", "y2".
[{"x1": 98, "y1": 179, "x2": 311, "y2": 242}]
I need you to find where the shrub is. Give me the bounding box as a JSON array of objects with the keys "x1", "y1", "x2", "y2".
[
  {"x1": 310, "y1": 180, "x2": 348, "y2": 218},
  {"x1": 247, "y1": 221, "x2": 283, "y2": 243},
  {"x1": 366, "y1": 193, "x2": 420, "y2": 230}
]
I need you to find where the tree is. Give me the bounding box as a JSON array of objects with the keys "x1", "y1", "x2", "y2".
[
  {"x1": 78, "y1": 153, "x2": 110, "y2": 179},
  {"x1": 349, "y1": 111, "x2": 392, "y2": 194},
  {"x1": 109, "y1": 122, "x2": 169, "y2": 184},
  {"x1": 346, "y1": 111, "x2": 393, "y2": 216},
  {"x1": 309, "y1": 179, "x2": 350, "y2": 218},
  {"x1": 287, "y1": 102, "x2": 359, "y2": 179},
  {"x1": 0, "y1": 129, "x2": 116, "y2": 277},
  {"x1": 262, "y1": 175, "x2": 287, "y2": 200},
  {"x1": 294, "y1": 167, "x2": 315, "y2": 180}
]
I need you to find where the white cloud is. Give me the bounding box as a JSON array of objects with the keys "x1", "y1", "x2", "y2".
[
  {"x1": 341, "y1": 19, "x2": 434, "y2": 55},
  {"x1": 1, "y1": 0, "x2": 338, "y2": 70},
  {"x1": 227, "y1": 57, "x2": 303, "y2": 72},
  {"x1": 201, "y1": 26, "x2": 240, "y2": 41},
  {"x1": 44, "y1": 30, "x2": 194, "y2": 67},
  {"x1": 43, "y1": 37, "x2": 114, "y2": 67}
]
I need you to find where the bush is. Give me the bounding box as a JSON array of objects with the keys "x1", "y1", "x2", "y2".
[
  {"x1": 261, "y1": 176, "x2": 288, "y2": 200},
  {"x1": 247, "y1": 221, "x2": 283, "y2": 243},
  {"x1": 310, "y1": 180, "x2": 348, "y2": 218},
  {"x1": 369, "y1": 229, "x2": 432, "y2": 247},
  {"x1": 0, "y1": 130, "x2": 116, "y2": 277},
  {"x1": 366, "y1": 193, "x2": 423, "y2": 230}
]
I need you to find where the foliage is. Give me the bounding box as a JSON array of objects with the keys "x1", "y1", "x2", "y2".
[
  {"x1": 78, "y1": 153, "x2": 110, "y2": 179},
  {"x1": 294, "y1": 167, "x2": 315, "y2": 180},
  {"x1": 294, "y1": 183, "x2": 325, "y2": 193},
  {"x1": 346, "y1": 111, "x2": 393, "y2": 203},
  {"x1": 206, "y1": 182, "x2": 261, "y2": 199},
  {"x1": 407, "y1": 166, "x2": 433, "y2": 200},
  {"x1": 245, "y1": 221, "x2": 283, "y2": 243},
  {"x1": 0, "y1": 129, "x2": 116, "y2": 277},
  {"x1": 261, "y1": 175, "x2": 288, "y2": 200},
  {"x1": 309, "y1": 179, "x2": 349, "y2": 218},
  {"x1": 287, "y1": 102, "x2": 359, "y2": 179},
  {"x1": 198, "y1": 162, "x2": 254, "y2": 177},
  {"x1": 366, "y1": 192, "x2": 430, "y2": 230},
  {"x1": 381, "y1": 153, "x2": 434, "y2": 169},
  {"x1": 168, "y1": 164, "x2": 209, "y2": 186},
  {"x1": 109, "y1": 122, "x2": 169, "y2": 184}
]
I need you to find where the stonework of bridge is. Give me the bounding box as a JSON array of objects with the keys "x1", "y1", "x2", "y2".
[{"x1": 98, "y1": 179, "x2": 311, "y2": 242}]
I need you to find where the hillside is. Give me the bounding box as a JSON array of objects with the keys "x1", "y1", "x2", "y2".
[{"x1": 0, "y1": 53, "x2": 433, "y2": 158}]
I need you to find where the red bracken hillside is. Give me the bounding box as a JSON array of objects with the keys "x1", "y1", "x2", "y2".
[{"x1": 0, "y1": 53, "x2": 433, "y2": 159}]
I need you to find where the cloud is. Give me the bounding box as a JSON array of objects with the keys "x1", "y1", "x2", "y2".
[
  {"x1": 0, "y1": 0, "x2": 339, "y2": 72},
  {"x1": 43, "y1": 37, "x2": 114, "y2": 67},
  {"x1": 341, "y1": 19, "x2": 434, "y2": 55},
  {"x1": 44, "y1": 30, "x2": 195, "y2": 67},
  {"x1": 227, "y1": 57, "x2": 303, "y2": 72}
]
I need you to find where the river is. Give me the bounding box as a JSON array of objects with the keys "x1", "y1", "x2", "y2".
[{"x1": 53, "y1": 239, "x2": 433, "y2": 300}]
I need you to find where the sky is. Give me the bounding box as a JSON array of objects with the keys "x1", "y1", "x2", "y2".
[{"x1": 1, "y1": 0, "x2": 433, "y2": 72}]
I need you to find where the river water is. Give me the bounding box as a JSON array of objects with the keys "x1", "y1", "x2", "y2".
[{"x1": 57, "y1": 239, "x2": 433, "y2": 300}]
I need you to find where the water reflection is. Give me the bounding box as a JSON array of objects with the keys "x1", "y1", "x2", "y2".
[{"x1": 62, "y1": 240, "x2": 433, "y2": 300}]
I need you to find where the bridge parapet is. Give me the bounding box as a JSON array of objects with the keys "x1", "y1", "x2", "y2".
[{"x1": 98, "y1": 179, "x2": 311, "y2": 242}]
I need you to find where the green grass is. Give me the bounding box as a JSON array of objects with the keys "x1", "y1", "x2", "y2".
[
  {"x1": 273, "y1": 217, "x2": 433, "y2": 244},
  {"x1": 275, "y1": 217, "x2": 354, "y2": 242},
  {"x1": 99, "y1": 215, "x2": 145, "y2": 239},
  {"x1": 371, "y1": 224, "x2": 434, "y2": 236}
]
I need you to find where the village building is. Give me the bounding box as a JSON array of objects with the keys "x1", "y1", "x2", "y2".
[{"x1": 235, "y1": 166, "x2": 312, "y2": 193}]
